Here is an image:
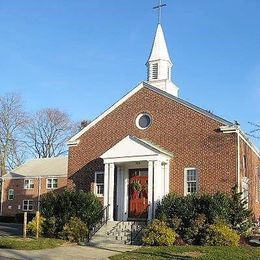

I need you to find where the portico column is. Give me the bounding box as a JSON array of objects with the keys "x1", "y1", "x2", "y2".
[
  {"x1": 148, "y1": 160, "x2": 154, "y2": 220},
  {"x1": 108, "y1": 163, "x2": 115, "y2": 220}
]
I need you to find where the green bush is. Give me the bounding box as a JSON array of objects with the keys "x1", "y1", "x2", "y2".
[
  {"x1": 156, "y1": 187, "x2": 252, "y2": 244},
  {"x1": 27, "y1": 215, "x2": 45, "y2": 236},
  {"x1": 40, "y1": 189, "x2": 102, "y2": 238},
  {"x1": 142, "y1": 220, "x2": 176, "y2": 246},
  {"x1": 204, "y1": 223, "x2": 240, "y2": 246},
  {"x1": 60, "y1": 217, "x2": 88, "y2": 244}
]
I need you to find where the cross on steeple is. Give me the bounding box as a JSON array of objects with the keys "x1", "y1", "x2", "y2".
[{"x1": 153, "y1": 0, "x2": 167, "y2": 24}]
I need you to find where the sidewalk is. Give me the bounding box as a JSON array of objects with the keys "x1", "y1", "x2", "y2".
[{"x1": 0, "y1": 244, "x2": 135, "y2": 260}]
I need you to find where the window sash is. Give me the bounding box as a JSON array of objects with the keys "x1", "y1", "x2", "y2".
[
  {"x1": 95, "y1": 172, "x2": 104, "y2": 196},
  {"x1": 23, "y1": 200, "x2": 33, "y2": 211},
  {"x1": 8, "y1": 189, "x2": 14, "y2": 200},
  {"x1": 185, "y1": 168, "x2": 198, "y2": 195},
  {"x1": 24, "y1": 179, "x2": 34, "y2": 189},
  {"x1": 47, "y1": 178, "x2": 58, "y2": 189}
]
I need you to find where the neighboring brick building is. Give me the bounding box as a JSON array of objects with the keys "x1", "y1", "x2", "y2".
[
  {"x1": 67, "y1": 23, "x2": 260, "y2": 221},
  {"x1": 0, "y1": 157, "x2": 68, "y2": 216}
]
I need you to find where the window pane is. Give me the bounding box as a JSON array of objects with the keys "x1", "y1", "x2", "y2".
[
  {"x1": 97, "y1": 184, "x2": 104, "y2": 195},
  {"x1": 96, "y1": 173, "x2": 104, "y2": 184},
  {"x1": 53, "y1": 179, "x2": 58, "y2": 188},
  {"x1": 47, "y1": 179, "x2": 52, "y2": 188}
]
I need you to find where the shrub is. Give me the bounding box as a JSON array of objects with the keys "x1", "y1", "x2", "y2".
[
  {"x1": 204, "y1": 223, "x2": 240, "y2": 246},
  {"x1": 142, "y1": 220, "x2": 176, "y2": 246},
  {"x1": 40, "y1": 189, "x2": 102, "y2": 237},
  {"x1": 27, "y1": 215, "x2": 45, "y2": 236},
  {"x1": 60, "y1": 217, "x2": 88, "y2": 244}
]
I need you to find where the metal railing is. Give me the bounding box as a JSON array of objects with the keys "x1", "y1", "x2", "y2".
[
  {"x1": 87, "y1": 204, "x2": 110, "y2": 242},
  {"x1": 130, "y1": 205, "x2": 149, "y2": 245}
]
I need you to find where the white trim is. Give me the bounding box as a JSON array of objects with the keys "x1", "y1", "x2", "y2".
[
  {"x1": 135, "y1": 113, "x2": 152, "y2": 130},
  {"x1": 94, "y1": 171, "x2": 104, "y2": 197},
  {"x1": 8, "y1": 189, "x2": 14, "y2": 201},
  {"x1": 1, "y1": 175, "x2": 67, "y2": 180},
  {"x1": 68, "y1": 82, "x2": 144, "y2": 144},
  {"x1": 68, "y1": 81, "x2": 233, "y2": 145},
  {"x1": 24, "y1": 179, "x2": 34, "y2": 189},
  {"x1": 0, "y1": 179, "x2": 4, "y2": 215},
  {"x1": 22, "y1": 199, "x2": 34, "y2": 211},
  {"x1": 46, "y1": 178, "x2": 58, "y2": 189},
  {"x1": 184, "y1": 167, "x2": 198, "y2": 196}
]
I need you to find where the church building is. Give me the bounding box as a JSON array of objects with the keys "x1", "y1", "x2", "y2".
[{"x1": 67, "y1": 21, "x2": 260, "y2": 221}]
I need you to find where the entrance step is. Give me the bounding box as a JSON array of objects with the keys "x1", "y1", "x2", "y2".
[{"x1": 89, "y1": 220, "x2": 146, "y2": 247}]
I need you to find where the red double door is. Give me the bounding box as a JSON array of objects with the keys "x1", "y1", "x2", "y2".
[{"x1": 128, "y1": 168, "x2": 148, "y2": 219}]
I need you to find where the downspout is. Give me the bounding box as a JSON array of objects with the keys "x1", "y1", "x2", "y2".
[
  {"x1": 0, "y1": 179, "x2": 4, "y2": 216},
  {"x1": 37, "y1": 176, "x2": 41, "y2": 212},
  {"x1": 237, "y1": 131, "x2": 241, "y2": 192}
]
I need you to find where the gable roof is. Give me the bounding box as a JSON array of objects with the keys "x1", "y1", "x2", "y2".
[
  {"x1": 101, "y1": 135, "x2": 172, "y2": 160},
  {"x1": 68, "y1": 81, "x2": 232, "y2": 145},
  {"x1": 3, "y1": 156, "x2": 68, "y2": 179}
]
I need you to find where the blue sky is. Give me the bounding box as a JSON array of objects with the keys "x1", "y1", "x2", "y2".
[{"x1": 0, "y1": 0, "x2": 259, "y2": 147}]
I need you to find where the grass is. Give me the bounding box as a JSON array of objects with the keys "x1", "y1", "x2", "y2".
[
  {"x1": 110, "y1": 245, "x2": 260, "y2": 260},
  {"x1": 0, "y1": 236, "x2": 64, "y2": 250}
]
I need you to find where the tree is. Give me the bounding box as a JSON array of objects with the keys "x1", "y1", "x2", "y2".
[
  {"x1": 25, "y1": 108, "x2": 76, "y2": 158},
  {"x1": 79, "y1": 120, "x2": 92, "y2": 131},
  {"x1": 248, "y1": 122, "x2": 260, "y2": 139},
  {"x1": 0, "y1": 94, "x2": 26, "y2": 172},
  {"x1": 0, "y1": 93, "x2": 27, "y2": 175}
]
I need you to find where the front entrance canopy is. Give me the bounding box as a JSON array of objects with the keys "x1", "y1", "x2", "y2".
[{"x1": 100, "y1": 135, "x2": 172, "y2": 221}]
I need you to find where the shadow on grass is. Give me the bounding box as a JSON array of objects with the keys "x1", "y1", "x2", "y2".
[{"x1": 124, "y1": 250, "x2": 192, "y2": 259}]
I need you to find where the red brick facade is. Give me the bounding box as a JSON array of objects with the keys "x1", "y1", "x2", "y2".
[
  {"x1": 1, "y1": 176, "x2": 67, "y2": 216},
  {"x1": 68, "y1": 85, "x2": 260, "y2": 218}
]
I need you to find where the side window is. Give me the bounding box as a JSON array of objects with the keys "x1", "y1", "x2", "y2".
[
  {"x1": 8, "y1": 189, "x2": 14, "y2": 200},
  {"x1": 95, "y1": 172, "x2": 104, "y2": 197},
  {"x1": 47, "y1": 178, "x2": 58, "y2": 189},
  {"x1": 184, "y1": 168, "x2": 198, "y2": 195}
]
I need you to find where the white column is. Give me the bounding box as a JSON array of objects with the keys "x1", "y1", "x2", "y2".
[
  {"x1": 103, "y1": 163, "x2": 109, "y2": 207},
  {"x1": 148, "y1": 161, "x2": 154, "y2": 220},
  {"x1": 108, "y1": 163, "x2": 115, "y2": 221},
  {"x1": 116, "y1": 166, "x2": 122, "y2": 221},
  {"x1": 164, "y1": 161, "x2": 170, "y2": 195},
  {"x1": 123, "y1": 168, "x2": 129, "y2": 221}
]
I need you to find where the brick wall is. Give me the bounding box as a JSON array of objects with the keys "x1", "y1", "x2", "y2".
[
  {"x1": 239, "y1": 138, "x2": 260, "y2": 219},
  {"x1": 2, "y1": 176, "x2": 67, "y2": 216},
  {"x1": 68, "y1": 86, "x2": 238, "y2": 198}
]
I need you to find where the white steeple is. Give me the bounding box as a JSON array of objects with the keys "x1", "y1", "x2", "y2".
[{"x1": 146, "y1": 23, "x2": 179, "y2": 97}]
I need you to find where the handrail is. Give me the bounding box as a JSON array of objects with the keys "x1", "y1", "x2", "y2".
[
  {"x1": 130, "y1": 205, "x2": 149, "y2": 245},
  {"x1": 87, "y1": 204, "x2": 110, "y2": 242}
]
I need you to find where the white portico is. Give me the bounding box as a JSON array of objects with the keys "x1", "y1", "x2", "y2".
[{"x1": 100, "y1": 135, "x2": 171, "y2": 221}]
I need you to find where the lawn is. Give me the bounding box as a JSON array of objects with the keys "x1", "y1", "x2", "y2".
[
  {"x1": 0, "y1": 236, "x2": 64, "y2": 250},
  {"x1": 110, "y1": 245, "x2": 260, "y2": 260}
]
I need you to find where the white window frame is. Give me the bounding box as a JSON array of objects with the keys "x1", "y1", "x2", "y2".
[
  {"x1": 95, "y1": 171, "x2": 104, "y2": 197},
  {"x1": 46, "y1": 178, "x2": 58, "y2": 189},
  {"x1": 23, "y1": 199, "x2": 33, "y2": 211},
  {"x1": 184, "y1": 168, "x2": 199, "y2": 196},
  {"x1": 24, "y1": 179, "x2": 34, "y2": 189},
  {"x1": 8, "y1": 189, "x2": 14, "y2": 200}
]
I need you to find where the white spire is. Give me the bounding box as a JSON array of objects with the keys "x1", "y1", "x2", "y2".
[{"x1": 146, "y1": 24, "x2": 179, "y2": 97}]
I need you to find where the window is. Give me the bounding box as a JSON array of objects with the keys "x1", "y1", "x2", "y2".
[
  {"x1": 136, "y1": 113, "x2": 152, "y2": 130},
  {"x1": 8, "y1": 189, "x2": 14, "y2": 200},
  {"x1": 243, "y1": 155, "x2": 247, "y2": 171},
  {"x1": 242, "y1": 177, "x2": 249, "y2": 209},
  {"x1": 184, "y1": 168, "x2": 198, "y2": 195},
  {"x1": 24, "y1": 179, "x2": 34, "y2": 189},
  {"x1": 23, "y1": 200, "x2": 33, "y2": 211},
  {"x1": 152, "y1": 63, "x2": 158, "y2": 79},
  {"x1": 256, "y1": 167, "x2": 260, "y2": 202},
  {"x1": 95, "y1": 172, "x2": 104, "y2": 197},
  {"x1": 47, "y1": 178, "x2": 58, "y2": 189}
]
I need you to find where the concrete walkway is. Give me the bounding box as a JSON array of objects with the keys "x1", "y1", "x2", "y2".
[{"x1": 0, "y1": 243, "x2": 138, "y2": 260}]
